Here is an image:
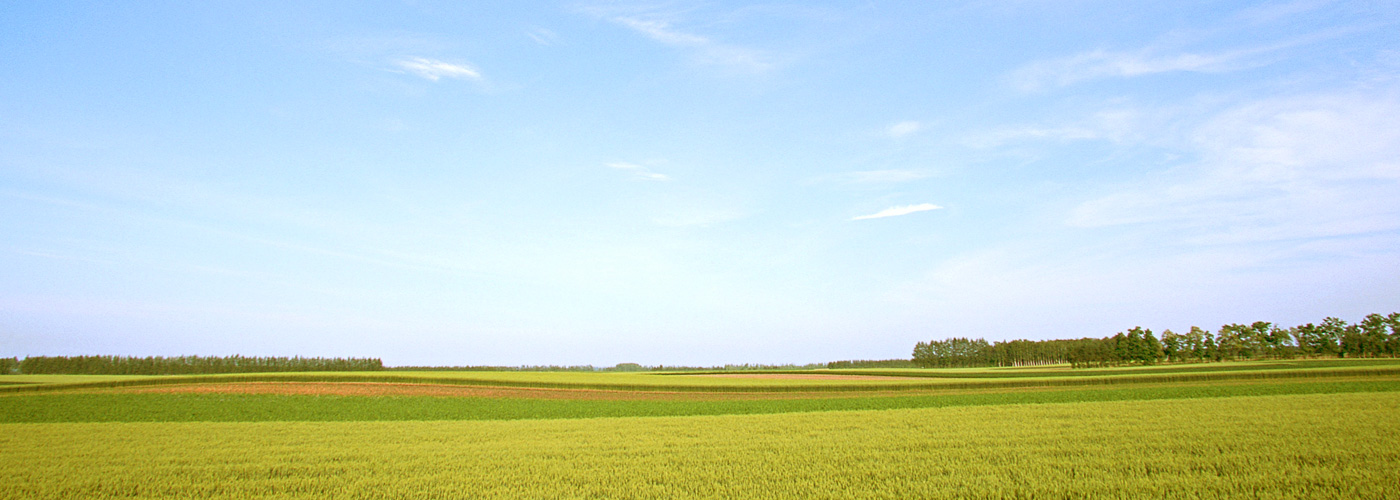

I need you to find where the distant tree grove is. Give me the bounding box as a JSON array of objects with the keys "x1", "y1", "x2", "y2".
[
  {"x1": 11, "y1": 355, "x2": 383, "y2": 375},
  {"x1": 824, "y1": 359, "x2": 920, "y2": 369},
  {"x1": 913, "y1": 312, "x2": 1400, "y2": 369}
]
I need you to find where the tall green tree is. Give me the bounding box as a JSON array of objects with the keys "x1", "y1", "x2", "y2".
[
  {"x1": 1317, "y1": 317, "x2": 1349, "y2": 357},
  {"x1": 1216, "y1": 324, "x2": 1248, "y2": 360},
  {"x1": 1247, "y1": 322, "x2": 1273, "y2": 358},
  {"x1": 1387, "y1": 313, "x2": 1400, "y2": 356},
  {"x1": 1359, "y1": 314, "x2": 1390, "y2": 357},
  {"x1": 1161, "y1": 329, "x2": 1181, "y2": 362},
  {"x1": 1185, "y1": 326, "x2": 1208, "y2": 362}
]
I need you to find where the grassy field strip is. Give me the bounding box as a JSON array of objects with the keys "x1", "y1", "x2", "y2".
[
  {"x1": 823, "y1": 358, "x2": 1400, "y2": 378},
  {"x1": 5, "y1": 364, "x2": 1400, "y2": 394},
  {"x1": 0, "y1": 371, "x2": 937, "y2": 393},
  {"x1": 3, "y1": 392, "x2": 1396, "y2": 499},
  {"x1": 2, "y1": 377, "x2": 1396, "y2": 423}
]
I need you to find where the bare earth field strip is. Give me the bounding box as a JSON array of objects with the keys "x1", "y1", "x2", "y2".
[
  {"x1": 680, "y1": 373, "x2": 927, "y2": 380},
  {"x1": 112, "y1": 382, "x2": 817, "y2": 400},
  {"x1": 95, "y1": 382, "x2": 962, "y2": 400}
]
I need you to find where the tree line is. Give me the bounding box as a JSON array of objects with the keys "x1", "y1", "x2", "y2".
[
  {"x1": 0, "y1": 358, "x2": 914, "y2": 374},
  {"x1": 10, "y1": 355, "x2": 384, "y2": 375},
  {"x1": 824, "y1": 359, "x2": 920, "y2": 369},
  {"x1": 914, "y1": 312, "x2": 1400, "y2": 369}
]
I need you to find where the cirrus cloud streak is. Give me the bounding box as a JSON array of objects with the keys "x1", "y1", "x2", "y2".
[
  {"x1": 852, "y1": 203, "x2": 943, "y2": 221},
  {"x1": 394, "y1": 57, "x2": 482, "y2": 81}
]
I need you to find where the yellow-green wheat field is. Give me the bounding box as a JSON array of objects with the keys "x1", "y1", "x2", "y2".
[{"x1": 4, "y1": 391, "x2": 1398, "y2": 499}]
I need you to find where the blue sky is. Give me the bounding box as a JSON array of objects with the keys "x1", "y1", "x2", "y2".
[{"x1": 2, "y1": 1, "x2": 1398, "y2": 366}]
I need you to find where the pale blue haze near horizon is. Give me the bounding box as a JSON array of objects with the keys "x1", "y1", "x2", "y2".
[{"x1": 2, "y1": 1, "x2": 1398, "y2": 366}]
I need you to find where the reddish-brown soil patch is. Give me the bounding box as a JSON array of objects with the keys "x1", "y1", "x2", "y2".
[
  {"x1": 120, "y1": 382, "x2": 671, "y2": 400},
  {"x1": 49, "y1": 374, "x2": 1392, "y2": 401},
  {"x1": 683, "y1": 373, "x2": 926, "y2": 380},
  {"x1": 105, "y1": 382, "x2": 922, "y2": 401}
]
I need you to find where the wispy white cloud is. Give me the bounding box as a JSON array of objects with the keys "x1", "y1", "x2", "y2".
[
  {"x1": 1011, "y1": 48, "x2": 1260, "y2": 91},
  {"x1": 1013, "y1": 22, "x2": 1381, "y2": 93},
  {"x1": 526, "y1": 27, "x2": 558, "y2": 46},
  {"x1": 1008, "y1": 26, "x2": 1363, "y2": 92},
  {"x1": 887, "y1": 87, "x2": 1400, "y2": 336},
  {"x1": 1067, "y1": 90, "x2": 1400, "y2": 244},
  {"x1": 613, "y1": 16, "x2": 709, "y2": 46},
  {"x1": 1235, "y1": 0, "x2": 1336, "y2": 25},
  {"x1": 581, "y1": 7, "x2": 772, "y2": 73},
  {"x1": 963, "y1": 109, "x2": 1145, "y2": 148},
  {"x1": 964, "y1": 125, "x2": 1105, "y2": 148},
  {"x1": 651, "y1": 209, "x2": 744, "y2": 228},
  {"x1": 886, "y1": 121, "x2": 922, "y2": 138},
  {"x1": 885, "y1": 88, "x2": 1400, "y2": 337},
  {"x1": 814, "y1": 169, "x2": 931, "y2": 185},
  {"x1": 606, "y1": 162, "x2": 671, "y2": 181},
  {"x1": 394, "y1": 57, "x2": 482, "y2": 81},
  {"x1": 321, "y1": 35, "x2": 452, "y2": 60},
  {"x1": 616, "y1": 16, "x2": 770, "y2": 71},
  {"x1": 852, "y1": 203, "x2": 943, "y2": 221}
]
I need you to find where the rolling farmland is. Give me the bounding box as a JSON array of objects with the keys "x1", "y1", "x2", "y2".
[
  {"x1": 9, "y1": 2, "x2": 1398, "y2": 498},
  {"x1": 3, "y1": 359, "x2": 1399, "y2": 498}
]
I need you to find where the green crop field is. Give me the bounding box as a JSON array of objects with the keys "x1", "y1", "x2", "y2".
[{"x1": 3, "y1": 359, "x2": 1399, "y2": 498}]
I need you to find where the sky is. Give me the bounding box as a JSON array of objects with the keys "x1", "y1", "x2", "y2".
[{"x1": 2, "y1": 1, "x2": 1398, "y2": 367}]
